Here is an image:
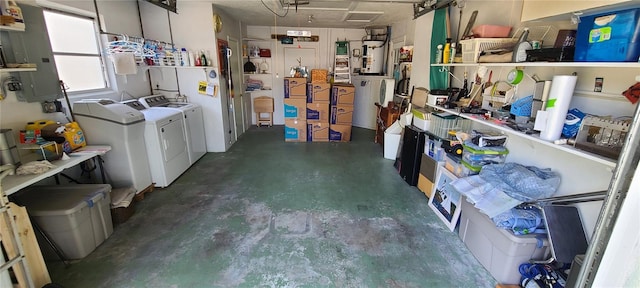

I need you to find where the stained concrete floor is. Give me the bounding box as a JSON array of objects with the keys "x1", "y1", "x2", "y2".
[{"x1": 48, "y1": 126, "x2": 496, "y2": 287}]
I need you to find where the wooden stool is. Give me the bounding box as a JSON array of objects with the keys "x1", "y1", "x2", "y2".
[{"x1": 254, "y1": 96, "x2": 274, "y2": 127}]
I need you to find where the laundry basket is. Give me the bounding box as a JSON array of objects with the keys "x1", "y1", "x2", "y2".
[{"x1": 254, "y1": 96, "x2": 274, "y2": 127}]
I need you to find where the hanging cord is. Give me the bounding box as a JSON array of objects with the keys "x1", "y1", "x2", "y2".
[
  {"x1": 60, "y1": 80, "x2": 75, "y2": 122},
  {"x1": 261, "y1": 0, "x2": 290, "y2": 17}
]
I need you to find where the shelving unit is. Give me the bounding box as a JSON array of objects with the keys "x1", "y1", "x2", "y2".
[
  {"x1": 242, "y1": 39, "x2": 274, "y2": 126},
  {"x1": 0, "y1": 67, "x2": 37, "y2": 73},
  {"x1": 0, "y1": 25, "x2": 25, "y2": 32},
  {"x1": 431, "y1": 62, "x2": 640, "y2": 68},
  {"x1": 425, "y1": 102, "x2": 617, "y2": 168}
]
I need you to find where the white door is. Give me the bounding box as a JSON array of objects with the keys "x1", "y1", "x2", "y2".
[
  {"x1": 352, "y1": 77, "x2": 382, "y2": 130},
  {"x1": 228, "y1": 37, "x2": 245, "y2": 137},
  {"x1": 160, "y1": 119, "x2": 187, "y2": 162}
]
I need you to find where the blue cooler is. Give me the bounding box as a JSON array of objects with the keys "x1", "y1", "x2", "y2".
[{"x1": 574, "y1": 8, "x2": 640, "y2": 62}]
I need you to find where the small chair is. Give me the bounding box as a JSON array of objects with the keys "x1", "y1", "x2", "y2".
[{"x1": 254, "y1": 96, "x2": 274, "y2": 127}]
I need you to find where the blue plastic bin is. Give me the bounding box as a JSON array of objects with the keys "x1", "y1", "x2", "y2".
[{"x1": 574, "y1": 8, "x2": 640, "y2": 62}]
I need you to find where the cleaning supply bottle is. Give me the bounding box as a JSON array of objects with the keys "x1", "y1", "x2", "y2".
[
  {"x1": 435, "y1": 44, "x2": 443, "y2": 64},
  {"x1": 200, "y1": 50, "x2": 207, "y2": 66},
  {"x1": 188, "y1": 51, "x2": 195, "y2": 67},
  {"x1": 194, "y1": 51, "x2": 202, "y2": 66},
  {"x1": 443, "y1": 38, "x2": 451, "y2": 64},
  {"x1": 449, "y1": 42, "x2": 457, "y2": 64},
  {"x1": 180, "y1": 48, "x2": 189, "y2": 66}
]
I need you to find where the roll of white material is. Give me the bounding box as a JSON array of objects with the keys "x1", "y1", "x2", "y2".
[{"x1": 539, "y1": 75, "x2": 578, "y2": 141}]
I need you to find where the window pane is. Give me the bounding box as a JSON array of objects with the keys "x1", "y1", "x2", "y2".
[
  {"x1": 54, "y1": 55, "x2": 106, "y2": 91},
  {"x1": 44, "y1": 11, "x2": 99, "y2": 54}
]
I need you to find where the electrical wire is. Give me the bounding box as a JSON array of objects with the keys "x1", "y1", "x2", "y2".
[{"x1": 261, "y1": 0, "x2": 290, "y2": 18}]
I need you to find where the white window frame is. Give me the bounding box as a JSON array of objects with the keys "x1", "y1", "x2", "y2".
[{"x1": 43, "y1": 8, "x2": 111, "y2": 95}]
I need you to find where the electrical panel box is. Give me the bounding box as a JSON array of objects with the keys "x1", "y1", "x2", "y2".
[{"x1": 1, "y1": 5, "x2": 62, "y2": 103}]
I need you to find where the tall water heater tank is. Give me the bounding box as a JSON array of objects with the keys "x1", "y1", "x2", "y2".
[{"x1": 361, "y1": 40, "x2": 385, "y2": 75}]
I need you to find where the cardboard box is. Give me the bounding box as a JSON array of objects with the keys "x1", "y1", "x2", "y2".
[
  {"x1": 311, "y1": 69, "x2": 328, "y2": 83},
  {"x1": 307, "y1": 121, "x2": 329, "y2": 142},
  {"x1": 306, "y1": 103, "x2": 330, "y2": 122},
  {"x1": 330, "y1": 105, "x2": 354, "y2": 125},
  {"x1": 284, "y1": 98, "x2": 307, "y2": 120},
  {"x1": 417, "y1": 173, "x2": 434, "y2": 198},
  {"x1": 329, "y1": 124, "x2": 351, "y2": 142},
  {"x1": 306, "y1": 83, "x2": 330, "y2": 103},
  {"x1": 331, "y1": 84, "x2": 355, "y2": 105},
  {"x1": 284, "y1": 77, "x2": 307, "y2": 98},
  {"x1": 284, "y1": 119, "x2": 307, "y2": 142},
  {"x1": 419, "y1": 153, "x2": 440, "y2": 182}
]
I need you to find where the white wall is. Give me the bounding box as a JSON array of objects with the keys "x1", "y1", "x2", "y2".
[
  {"x1": 140, "y1": 1, "x2": 244, "y2": 152},
  {"x1": 245, "y1": 25, "x2": 366, "y2": 125},
  {"x1": 1, "y1": 0, "x2": 147, "y2": 152}
]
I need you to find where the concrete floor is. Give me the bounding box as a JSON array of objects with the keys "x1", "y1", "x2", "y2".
[{"x1": 48, "y1": 126, "x2": 496, "y2": 287}]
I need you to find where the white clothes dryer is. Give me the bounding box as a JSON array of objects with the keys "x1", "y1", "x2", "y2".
[
  {"x1": 122, "y1": 100, "x2": 190, "y2": 188},
  {"x1": 138, "y1": 95, "x2": 206, "y2": 165}
]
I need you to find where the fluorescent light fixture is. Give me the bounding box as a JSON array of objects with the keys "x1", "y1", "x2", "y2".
[
  {"x1": 343, "y1": 11, "x2": 384, "y2": 22},
  {"x1": 287, "y1": 30, "x2": 312, "y2": 37}
]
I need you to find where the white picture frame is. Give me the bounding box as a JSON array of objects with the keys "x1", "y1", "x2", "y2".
[{"x1": 428, "y1": 168, "x2": 462, "y2": 231}]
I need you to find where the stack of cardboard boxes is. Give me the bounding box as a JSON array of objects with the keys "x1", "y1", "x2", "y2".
[
  {"x1": 284, "y1": 77, "x2": 307, "y2": 142},
  {"x1": 329, "y1": 84, "x2": 354, "y2": 142},
  {"x1": 284, "y1": 71, "x2": 354, "y2": 142},
  {"x1": 306, "y1": 81, "x2": 331, "y2": 142}
]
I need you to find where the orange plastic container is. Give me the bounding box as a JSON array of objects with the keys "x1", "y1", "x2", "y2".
[{"x1": 472, "y1": 25, "x2": 512, "y2": 38}]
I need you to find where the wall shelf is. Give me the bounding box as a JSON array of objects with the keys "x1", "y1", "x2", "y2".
[
  {"x1": 0, "y1": 25, "x2": 25, "y2": 32},
  {"x1": 0, "y1": 67, "x2": 37, "y2": 72},
  {"x1": 425, "y1": 103, "x2": 617, "y2": 168},
  {"x1": 431, "y1": 62, "x2": 640, "y2": 68}
]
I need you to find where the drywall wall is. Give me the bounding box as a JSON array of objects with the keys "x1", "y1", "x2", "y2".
[{"x1": 1, "y1": 0, "x2": 146, "y2": 140}]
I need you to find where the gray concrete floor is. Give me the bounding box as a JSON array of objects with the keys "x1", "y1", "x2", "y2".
[{"x1": 48, "y1": 126, "x2": 496, "y2": 287}]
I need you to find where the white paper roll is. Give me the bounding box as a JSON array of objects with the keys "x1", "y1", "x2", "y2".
[{"x1": 539, "y1": 75, "x2": 578, "y2": 141}]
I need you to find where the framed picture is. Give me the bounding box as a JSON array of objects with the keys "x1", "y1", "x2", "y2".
[{"x1": 428, "y1": 168, "x2": 462, "y2": 231}]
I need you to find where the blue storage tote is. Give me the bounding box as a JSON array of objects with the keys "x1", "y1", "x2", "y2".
[{"x1": 574, "y1": 8, "x2": 640, "y2": 62}]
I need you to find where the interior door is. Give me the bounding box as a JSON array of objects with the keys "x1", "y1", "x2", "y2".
[{"x1": 228, "y1": 37, "x2": 245, "y2": 136}]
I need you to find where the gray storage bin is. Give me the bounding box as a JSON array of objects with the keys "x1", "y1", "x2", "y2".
[{"x1": 15, "y1": 184, "x2": 113, "y2": 260}]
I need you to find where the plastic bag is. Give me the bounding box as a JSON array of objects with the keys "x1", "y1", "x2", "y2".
[
  {"x1": 492, "y1": 207, "x2": 545, "y2": 235},
  {"x1": 479, "y1": 163, "x2": 560, "y2": 202}
]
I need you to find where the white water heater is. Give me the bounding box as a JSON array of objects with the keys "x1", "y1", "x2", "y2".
[{"x1": 361, "y1": 40, "x2": 385, "y2": 75}]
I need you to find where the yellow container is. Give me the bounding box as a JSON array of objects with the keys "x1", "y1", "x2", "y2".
[
  {"x1": 62, "y1": 122, "x2": 86, "y2": 150},
  {"x1": 26, "y1": 120, "x2": 55, "y2": 131}
]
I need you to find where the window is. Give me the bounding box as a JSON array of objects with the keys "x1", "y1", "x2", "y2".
[{"x1": 43, "y1": 10, "x2": 107, "y2": 92}]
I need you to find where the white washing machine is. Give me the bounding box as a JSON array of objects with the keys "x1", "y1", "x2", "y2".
[
  {"x1": 138, "y1": 95, "x2": 206, "y2": 165},
  {"x1": 73, "y1": 99, "x2": 152, "y2": 194},
  {"x1": 122, "y1": 100, "x2": 190, "y2": 188}
]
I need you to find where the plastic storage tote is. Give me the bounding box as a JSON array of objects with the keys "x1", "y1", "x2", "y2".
[
  {"x1": 462, "y1": 142, "x2": 508, "y2": 167},
  {"x1": 14, "y1": 184, "x2": 113, "y2": 260},
  {"x1": 459, "y1": 198, "x2": 549, "y2": 284},
  {"x1": 574, "y1": 8, "x2": 640, "y2": 62}
]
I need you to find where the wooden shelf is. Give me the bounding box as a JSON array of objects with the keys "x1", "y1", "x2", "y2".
[
  {"x1": 425, "y1": 103, "x2": 617, "y2": 168},
  {"x1": 0, "y1": 25, "x2": 25, "y2": 32},
  {"x1": 432, "y1": 62, "x2": 640, "y2": 68},
  {"x1": 0, "y1": 67, "x2": 37, "y2": 72}
]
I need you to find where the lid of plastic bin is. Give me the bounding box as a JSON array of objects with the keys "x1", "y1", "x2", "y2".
[{"x1": 14, "y1": 184, "x2": 112, "y2": 216}]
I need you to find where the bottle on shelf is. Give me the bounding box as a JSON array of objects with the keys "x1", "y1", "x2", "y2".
[
  {"x1": 181, "y1": 48, "x2": 189, "y2": 66},
  {"x1": 450, "y1": 42, "x2": 457, "y2": 64},
  {"x1": 189, "y1": 51, "x2": 196, "y2": 67},
  {"x1": 443, "y1": 38, "x2": 451, "y2": 64},
  {"x1": 194, "y1": 53, "x2": 202, "y2": 66},
  {"x1": 435, "y1": 44, "x2": 443, "y2": 64},
  {"x1": 200, "y1": 51, "x2": 207, "y2": 66}
]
